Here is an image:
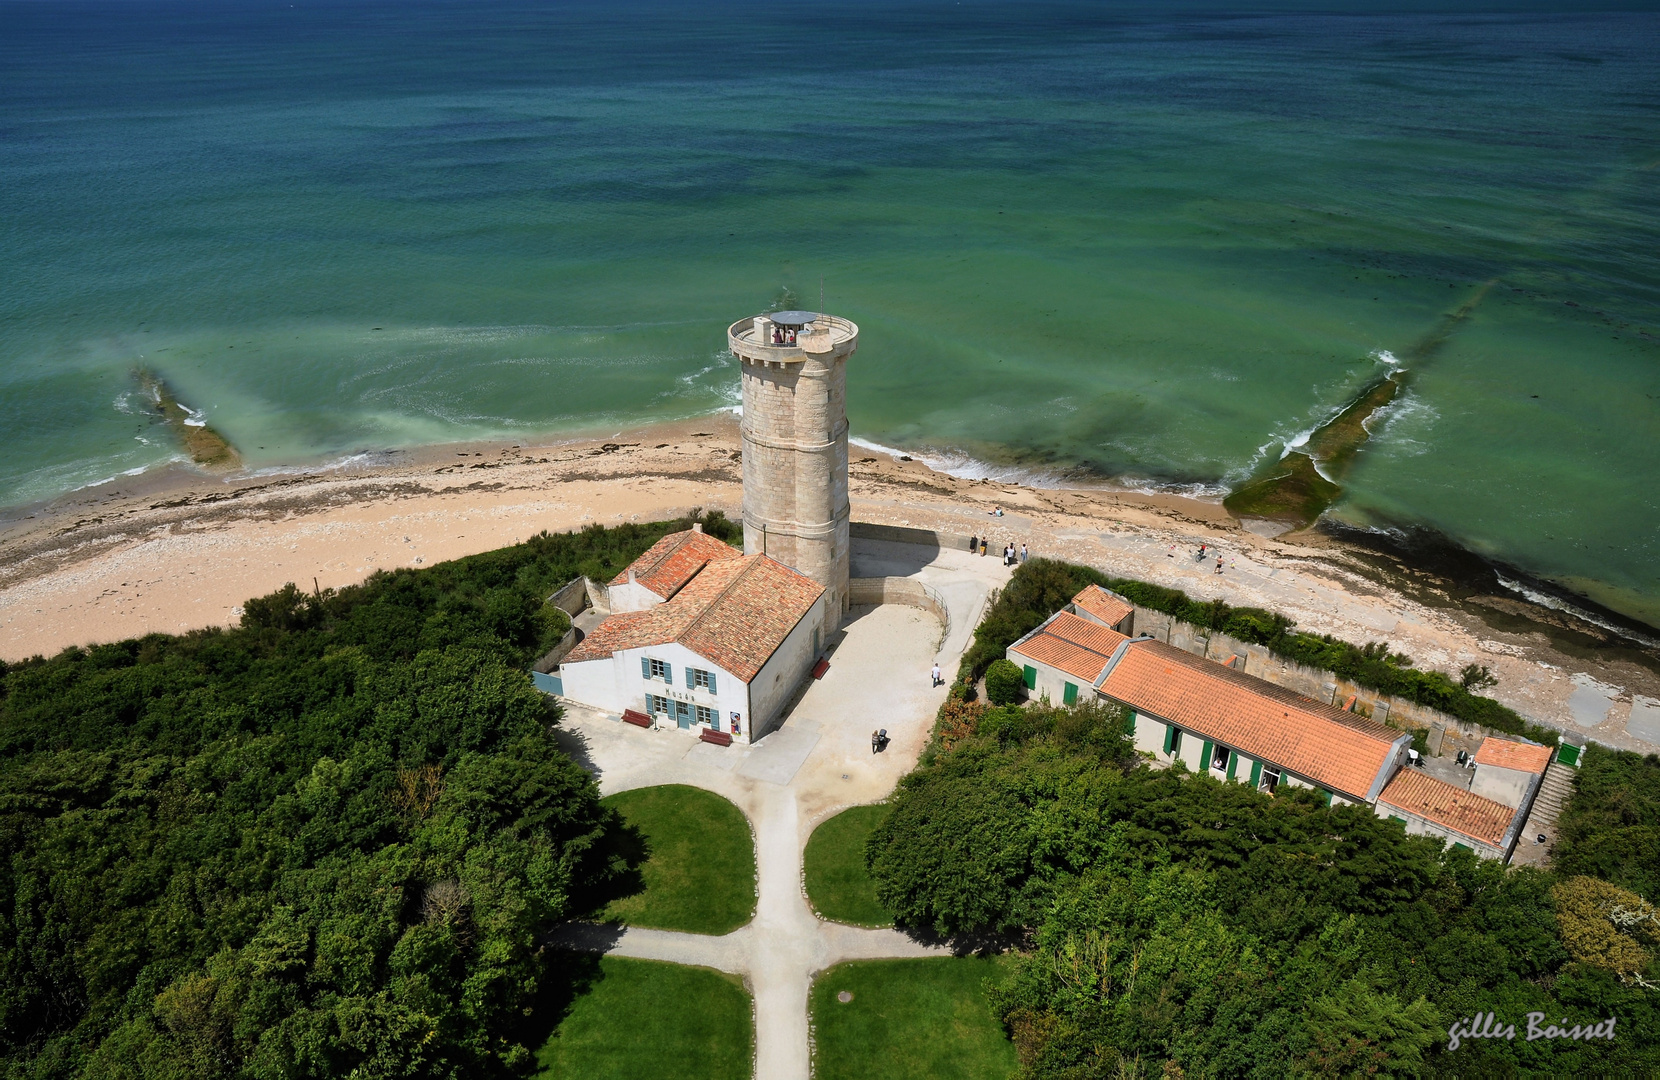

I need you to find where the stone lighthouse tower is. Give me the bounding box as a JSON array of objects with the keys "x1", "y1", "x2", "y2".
[{"x1": 727, "y1": 309, "x2": 860, "y2": 617}]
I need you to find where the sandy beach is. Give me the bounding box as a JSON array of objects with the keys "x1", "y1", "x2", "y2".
[{"x1": 2, "y1": 413, "x2": 1657, "y2": 754}]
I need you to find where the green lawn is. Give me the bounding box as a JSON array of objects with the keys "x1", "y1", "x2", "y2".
[
  {"x1": 597, "y1": 784, "x2": 756, "y2": 935},
  {"x1": 535, "y1": 956, "x2": 752, "y2": 1080},
  {"x1": 804, "y1": 803, "x2": 894, "y2": 927},
  {"x1": 810, "y1": 957, "x2": 1018, "y2": 1080}
]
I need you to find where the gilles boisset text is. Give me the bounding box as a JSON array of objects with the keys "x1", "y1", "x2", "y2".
[{"x1": 1447, "y1": 1011, "x2": 1617, "y2": 1051}]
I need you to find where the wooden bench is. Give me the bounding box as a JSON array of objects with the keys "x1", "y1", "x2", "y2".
[
  {"x1": 811, "y1": 657, "x2": 830, "y2": 680},
  {"x1": 622, "y1": 709, "x2": 652, "y2": 729},
  {"x1": 699, "y1": 728, "x2": 733, "y2": 747}
]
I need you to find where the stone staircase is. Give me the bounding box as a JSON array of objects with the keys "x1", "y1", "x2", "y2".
[{"x1": 1510, "y1": 760, "x2": 1578, "y2": 868}]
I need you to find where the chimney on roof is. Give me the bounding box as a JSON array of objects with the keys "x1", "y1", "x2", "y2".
[
  {"x1": 627, "y1": 568, "x2": 636, "y2": 585},
  {"x1": 692, "y1": 522, "x2": 703, "y2": 533}
]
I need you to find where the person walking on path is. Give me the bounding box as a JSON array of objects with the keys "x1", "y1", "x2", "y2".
[
  {"x1": 1020, "y1": 542, "x2": 1028, "y2": 563},
  {"x1": 968, "y1": 534, "x2": 977, "y2": 557},
  {"x1": 931, "y1": 662, "x2": 942, "y2": 687},
  {"x1": 1215, "y1": 556, "x2": 1224, "y2": 575}
]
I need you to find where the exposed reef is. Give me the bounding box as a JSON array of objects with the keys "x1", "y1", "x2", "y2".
[{"x1": 133, "y1": 368, "x2": 242, "y2": 470}]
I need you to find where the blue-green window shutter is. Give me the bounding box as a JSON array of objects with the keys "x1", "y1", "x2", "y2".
[
  {"x1": 1226, "y1": 751, "x2": 1238, "y2": 780},
  {"x1": 1249, "y1": 760, "x2": 1262, "y2": 787},
  {"x1": 1123, "y1": 710, "x2": 1136, "y2": 735},
  {"x1": 1201, "y1": 740, "x2": 1214, "y2": 771},
  {"x1": 686, "y1": 667, "x2": 695, "y2": 689},
  {"x1": 1063, "y1": 682, "x2": 1078, "y2": 705},
  {"x1": 1163, "y1": 724, "x2": 1176, "y2": 754},
  {"x1": 1388, "y1": 815, "x2": 1406, "y2": 825},
  {"x1": 707, "y1": 672, "x2": 717, "y2": 694},
  {"x1": 1022, "y1": 665, "x2": 1037, "y2": 690},
  {"x1": 1321, "y1": 789, "x2": 1333, "y2": 806},
  {"x1": 641, "y1": 657, "x2": 651, "y2": 680},
  {"x1": 663, "y1": 663, "x2": 672, "y2": 683}
]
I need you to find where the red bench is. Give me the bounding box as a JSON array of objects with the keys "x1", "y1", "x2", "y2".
[
  {"x1": 811, "y1": 657, "x2": 830, "y2": 680},
  {"x1": 700, "y1": 728, "x2": 733, "y2": 747},
  {"x1": 622, "y1": 709, "x2": 652, "y2": 729}
]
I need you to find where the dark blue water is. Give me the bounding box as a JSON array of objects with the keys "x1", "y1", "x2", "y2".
[{"x1": 2, "y1": 1, "x2": 1658, "y2": 624}]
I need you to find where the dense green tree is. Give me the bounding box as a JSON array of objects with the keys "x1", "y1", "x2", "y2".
[{"x1": 0, "y1": 514, "x2": 733, "y2": 1077}]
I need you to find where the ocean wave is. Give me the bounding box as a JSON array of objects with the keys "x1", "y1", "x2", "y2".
[{"x1": 1494, "y1": 572, "x2": 1660, "y2": 650}]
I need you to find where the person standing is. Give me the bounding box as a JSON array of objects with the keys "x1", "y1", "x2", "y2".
[
  {"x1": 931, "y1": 662, "x2": 942, "y2": 687},
  {"x1": 1020, "y1": 542, "x2": 1028, "y2": 563},
  {"x1": 968, "y1": 533, "x2": 977, "y2": 556}
]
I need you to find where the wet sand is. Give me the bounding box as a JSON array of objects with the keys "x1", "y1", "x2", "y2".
[{"x1": 1, "y1": 414, "x2": 1656, "y2": 754}]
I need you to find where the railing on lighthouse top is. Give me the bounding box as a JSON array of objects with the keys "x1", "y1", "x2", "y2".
[{"x1": 728, "y1": 311, "x2": 858, "y2": 364}]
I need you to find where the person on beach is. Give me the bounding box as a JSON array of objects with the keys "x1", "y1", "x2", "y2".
[
  {"x1": 981, "y1": 538, "x2": 988, "y2": 556},
  {"x1": 1216, "y1": 556, "x2": 1224, "y2": 575},
  {"x1": 1198, "y1": 543, "x2": 1207, "y2": 559},
  {"x1": 968, "y1": 533, "x2": 977, "y2": 556}
]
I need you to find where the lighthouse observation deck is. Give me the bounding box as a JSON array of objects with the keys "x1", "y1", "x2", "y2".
[{"x1": 728, "y1": 312, "x2": 858, "y2": 364}]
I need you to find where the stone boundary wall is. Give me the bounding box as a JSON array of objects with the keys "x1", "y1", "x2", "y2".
[
  {"x1": 849, "y1": 577, "x2": 950, "y2": 648},
  {"x1": 1125, "y1": 604, "x2": 1533, "y2": 757},
  {"x1": 546, "y1": 576, "x2": 590, "y2": 616},
  {"x1": 531, "y1": 627, "x2": 580, "y2": 675},
  {"x1": 850, "y1": 521, "x2": 973, "y2": 552}
]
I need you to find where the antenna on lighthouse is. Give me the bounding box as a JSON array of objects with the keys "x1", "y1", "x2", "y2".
[{"x1": 819, "y1": 276, "x2": 824, "y2": 321}]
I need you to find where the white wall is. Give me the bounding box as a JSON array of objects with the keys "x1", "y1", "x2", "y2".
[
  {"x1": 748, "y1": 592, "x2": 830, "y2": 740},
  {"x1": 1006, "y1": 652, "x2": 1086, "y2": 707},
  {"x1": 607, "y1": 580, "x2": 665, "y2": 614},
  {"x1": 559, "y1": 641, "x2": 749, "y2": 739}
]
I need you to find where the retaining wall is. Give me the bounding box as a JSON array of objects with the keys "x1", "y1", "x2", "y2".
[
  {"x1": 848, "y1": 576, "x2": 951, "y2": 647},
  {"x1": 531, "y1": 627, "x2": 580, "y2": 675},
  {"x1": 546, "y1": 576, "x2": 589, "y2": 616},
  {"x1": 1125, "y1": 605, "x2": 1526, "y2": 757},
  {"x1": 850, "y1": 521, "x2": 973, "y2": 552}
]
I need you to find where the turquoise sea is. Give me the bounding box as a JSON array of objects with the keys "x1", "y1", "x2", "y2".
[{"x1": 2, "y1": 1, "x2": 1657, "y2": 625}]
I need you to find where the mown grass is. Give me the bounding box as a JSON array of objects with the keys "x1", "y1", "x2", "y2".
[
  {"x1": 804, "y1": 804, "x2": 894, "y2": 927},
  {"x1": 809, "y1": 956, "x2": 1017, "y2": 1080},
  {"x1": 534, "y1": 956, "x2": 751, "y2": 1080},
  {"x1": 598, "y1": 784, "x2": 756, "y2": 935}
]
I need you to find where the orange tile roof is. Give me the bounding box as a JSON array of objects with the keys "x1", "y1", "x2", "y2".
[
  {"x1": 1100, "y1": 639, "x2": 1404, "y2": 800},
  {"x1": 569, "y1": 554, "x2": 823, "y2": 681},
  {"x1": 1377, "y1": 769, "x2": 1516, "y2": 847},
  {"x1": 609, "y1": 529, "x2": 741, "y2": 600},
  {"x1": 1009, "y1": 612, "x2": 1128, "y2": 683},
  {"x1": 1072, "y1": 585, "x2": 1134, "y2": 628},
  {"x1": 1472, "y1": 738, "x2": 1552, "y2": 775}
]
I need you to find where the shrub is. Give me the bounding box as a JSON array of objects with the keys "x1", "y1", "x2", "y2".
[{"x1": 985, "y1": 658, "x2": 1024, "y2": 705}]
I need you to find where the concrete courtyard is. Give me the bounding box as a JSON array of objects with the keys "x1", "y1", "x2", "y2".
[{"x1": 548, "y1": 537, "x2": 1011, "y2": 1080}]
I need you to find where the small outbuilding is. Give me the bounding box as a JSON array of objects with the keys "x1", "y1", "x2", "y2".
[{"x1": 1374, "y1": 768, "x2": 1523, "y2": 861}]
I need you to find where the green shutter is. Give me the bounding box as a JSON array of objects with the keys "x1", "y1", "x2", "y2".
[
  {"x1": 1452, "y1": 841, "x2": 1472, "y2": 852},
  {"x1": 1200, "y1": 740, "x2": 1214, "y2": 771},
  {"x1": 1226, "y1": 751, "x2": 1238, "y2": 780},
  {"x1": 1163, "y1": 724, "x2": 1177, "y2": 754},
  {"x1": 1557, "y1": 743, "x2": 1580, "y2": 767},
  {"x1": 1388, "y1": 815, "x2": 1406, "y2": 825},
  {"x1": 1063, "y1": 682, "x2": 1078, "y2": 705},
  {"x1": 1123, "y1": 710, "x2": 1136, "y2": 736},
  {"x1": 1320, "y1": 789, "x2": 1333, "y2": 807},
  {"x1": 1022, "y1": 665, "x2": 1037, "y2": 690},
  {"x1": 1249, "y1": 760, "x2": 1262, "y2": 787}
]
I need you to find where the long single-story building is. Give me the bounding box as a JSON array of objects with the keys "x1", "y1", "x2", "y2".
[
  {"x1": 1098, "y1": 636, "x2": 1411, "y2": 806},
  {"x1": 558, "y1": 528, "x2": 830, "y2": 743}
]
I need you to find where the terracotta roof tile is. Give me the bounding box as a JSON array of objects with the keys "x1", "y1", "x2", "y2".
[
  {"x1": 1072, "y1": 585, "x2": 1134, "y2": 629},
  {"x1": 1010, "y1": 612, "x2": 1129, "y2": 684},
  {"x1": 1100, "y1": 639, "x2": 1404, "y2": 800},
  {"x1": 1472, "y1": 738, "x2": 1552, "y2": 775},
  {"x1": 569, "y1": 554, "x2": 823, "y2": 681},
  {"x1": 1378, "y1": 769, "x2": 1516, "y2": 847},
  {"x1": 609, "y1": 529, "x2": 741, "y2": 599}
]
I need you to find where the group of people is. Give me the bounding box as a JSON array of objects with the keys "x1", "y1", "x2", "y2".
[
  {"x1": 1166, "y1": 541, "x2": 1231, "y2": 574},
  {"x1": 968, "y1": 534, "x2": 1027, "y2": 566},
  {"x1": 770, "y1": 325, "x2": 799, "y2": 345}
]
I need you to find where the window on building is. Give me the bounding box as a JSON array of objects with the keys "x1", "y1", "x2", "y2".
[
  {"x1": 1260, "y1": 767, "x2": 1280, "y2": 794},
  {"x1": 1165, "y1": 726, "x2": 1182, "y2": 757},
  {"x1": 642, "y1": 657, "x2": 670, "y2": 682},
  {"x1": 1063, "y1": 682, "x2": 1078, "y2": 705},
  {"x1": 696, "y1": 705, "x2": 717, "y2": 728},
  {"x1": 647, "y1": 694, "x2": 672, "y2": 716},
  {"x1": 688, "y1": 667, "x2": 717, "y2": 692},
  {"x1": 1211, "y1": 744, "x2": 1229, "y2": 772}
]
